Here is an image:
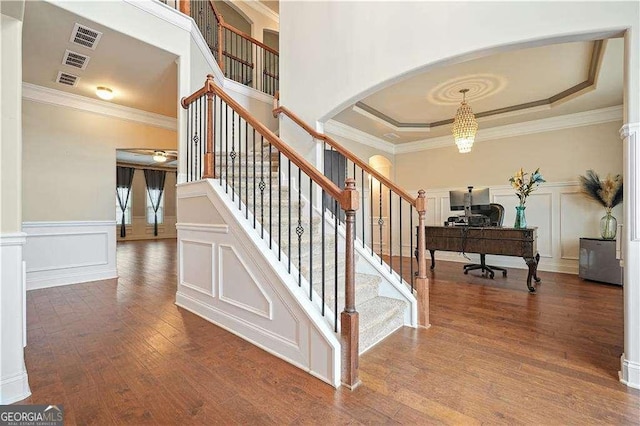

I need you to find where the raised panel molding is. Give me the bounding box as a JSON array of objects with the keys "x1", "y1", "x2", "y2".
[
  {"x1": 180, "y1": 240, "x2": 214, "y2": 296},
  {"x1": 22, "y1": 221, "x2": 117, "y2": 290},
  {"x1": 218, "y1": 244, "x2": 272, "y2": 319}
]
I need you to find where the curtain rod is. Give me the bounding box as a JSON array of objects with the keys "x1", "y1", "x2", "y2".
[{"x1": 117, "y1": 162, "x2": 177, "y2": 172}]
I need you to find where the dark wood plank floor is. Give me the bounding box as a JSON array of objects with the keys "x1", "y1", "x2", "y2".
[{"x1": 21, "y1": 239, "x2": 639, "y2": 424}]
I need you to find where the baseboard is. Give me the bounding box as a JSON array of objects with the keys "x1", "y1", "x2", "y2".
[
  {"x1": 0, "y1": 370, "x2": 30, "y2": 405},
  {"x1": 23, "y1": 221, "x2": 117, "y2": 290},
  {"x1": 620, "y1": 354, "x2": 640, "y2": 389},
  {"x1": 26, "y1": 269, "x2": 118, "y2": 291}
]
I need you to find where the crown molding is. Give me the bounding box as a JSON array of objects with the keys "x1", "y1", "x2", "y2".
[
  {"x1": 620, "y1": 122, "x2": 640, "y2": 139},
  {"x1": 242, "y1": 0, "x2": 279, "y2": 24},
  {"x1": 394, "y1": 105, "x2": 623, "y2": 154},
  {"x1": 324, "y1": 119, "x2": 396, "y2": 155},
  {"x1": 22, "y1": 83, "x2": 178, "y2": 130}
]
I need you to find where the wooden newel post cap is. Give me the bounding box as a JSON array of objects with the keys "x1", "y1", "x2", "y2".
[
  {"x1": 206, "y1": 74, "x2": 215, "y2": 92},
  {"x1": 416, "y1": 189, "x2": 427, "y2": 212},
  {"x1": 341, "y1": 178, "x2": 359, "y2": 211}
]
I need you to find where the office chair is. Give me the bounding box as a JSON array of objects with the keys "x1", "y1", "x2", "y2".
[{"x1": 463, "y1": 203, "x2": 508, "y2": 278}]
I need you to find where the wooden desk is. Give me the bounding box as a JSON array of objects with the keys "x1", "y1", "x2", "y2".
[{"x1": 417, "y1": 226, "x2": 541, "y2": 293}]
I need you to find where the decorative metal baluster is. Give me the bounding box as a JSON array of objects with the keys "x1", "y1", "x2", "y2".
[
  {"x1": 230, "y1": 110, "x2": 236, "y2": 201},
  {"x1": 253, "y1": 129, "x2": 256, "y2": 229},
  {"x1": 361, "y1": 169, "x2": 365, "y2": 247},
  {"x1": 218, "y1": 98, "x2": 223, "y2": 183},
  {"x1": 225, "y1": 104, "x2": 229, "y2": 193},
  {"x1": 244, "y1": 121, "x2": 248, "y2": 216},
  {"x1": 379, "y1": 180, "x2": 383, "y2": 264},
  {"x1": 187, "y1": 104, "x2": 191, "y2": 181},
  {"x1": 278, "y1": 151, "x2": 282, "y2": 261},
  {"x1": 237, "y1": 116, "x2": 241, "y2": 209},
  {"x1": 321, "y1": 187, "x2": 326, "y2": 316},
  {"x1": 194, "y1": 101, "x2": 200, "y2": 180},
  {"x1": 410, "y1": 205, "x2": 414, "y2": 292},
  {"x1": 309, "y1": 177, "x2": 313, "y2": 301},
  {"x1": 296, "y1": 167, "x2": 303, "y2": 286},
  {"x1": 399, "y1": 198, "x2": 403, "y2": 282},
  {"x1": 334, "y1": 199, "x2": 339, "y2": 332},
  {"x1": 269, "y1": 143, "x2": 272, "y2": 249},
  {"x1": 370, "y1": 175, "x2": 374, "y2": 256},
  {"x1": 259, "y1": 135, "x2": 265, "y2": 239},
  {"x1": 288, "y1": 159, "x2": 292, "y2": 273},
  {"x1": 389, "y1": 189, "x2": 393, "y2": 273}
]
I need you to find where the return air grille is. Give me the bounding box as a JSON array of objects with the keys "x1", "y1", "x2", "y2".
[
  {"x1": 62, "y1": 50, "x2": 90, "y2": 70},
  {"x1": 70, "y1": 23, "x2": 102, "y2": 50},
  {"x1": 56, "y1": 71, "x2": 79, "y2": 87}
]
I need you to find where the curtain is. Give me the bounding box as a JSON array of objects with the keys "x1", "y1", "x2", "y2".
[
  {"x1": 144, "y1": 169, "x2": 166, "y2": 236},
  {"x1": 116, "y1": 166, "x2": 135, "y2": 238}
]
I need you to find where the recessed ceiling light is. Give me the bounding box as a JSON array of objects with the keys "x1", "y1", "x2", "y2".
[{"x1": 95, "y1": 86, "x2": 114, "y2": 100}]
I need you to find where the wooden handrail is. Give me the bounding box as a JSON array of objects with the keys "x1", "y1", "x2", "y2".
[
  {"x1": 219, "y1": 22, "x2": 279, "y2": 56},
  {"x1": 182, "y1": 76, "x2": 345, "y2": 206},
  {"x1": 222, "y1": 50, "x2": 255, "y2": 69},
  {"x1": 273, "y1": 103, "x2": 417, "y2": 207}
]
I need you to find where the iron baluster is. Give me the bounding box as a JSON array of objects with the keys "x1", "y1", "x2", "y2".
[
  {"x1": 297, "y1": 167, "x2": 303, "y2": 286},
  {"x1": 260, "y1": 135, "x2": 265, "y2": 239},
  {"x1": 334, "y1": 199, "x2": 338, "y2": 332}
]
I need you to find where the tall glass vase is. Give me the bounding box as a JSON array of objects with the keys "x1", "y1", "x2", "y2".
[
  {"x1": 514, "y1": 205, "x2": 527, "y2": 229},
  {"x1": 600, "y1": 209, "x2": 617, "y2": 240}
]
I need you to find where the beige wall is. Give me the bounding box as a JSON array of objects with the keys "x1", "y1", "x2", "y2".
[
  {"x1": 22, "y1": 101, "x2": 177, "y2": 222},
  {"x1": 1, "y1": 14, "x2": 23, "y2": 233},
  {"x1": 214, "y1": 0, "x2": 250, "y2": 35},
  {"x1": 263, "y1": 29, "x2": 279, "y2": 52},
  {"x1": 395, "y1": 121, "x2": 623, "y2": 191}
]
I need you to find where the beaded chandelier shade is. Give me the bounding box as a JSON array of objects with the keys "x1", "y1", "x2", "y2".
[{"x1": 452, "y1": 89, "x2": 478, "y2": 153}]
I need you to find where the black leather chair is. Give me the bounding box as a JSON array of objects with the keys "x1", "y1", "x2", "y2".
[{"x1": 463, "y1": 203, "x2": 508, "y2": 278}]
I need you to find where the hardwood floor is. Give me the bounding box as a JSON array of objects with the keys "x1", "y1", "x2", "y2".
[{"x1": 21, "y1": 239, "x2": 639, "y2": 424}]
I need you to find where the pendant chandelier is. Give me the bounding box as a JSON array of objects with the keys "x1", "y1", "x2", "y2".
[{"x1": 452, "y1": 89, "x2": 478, "y2": 153}]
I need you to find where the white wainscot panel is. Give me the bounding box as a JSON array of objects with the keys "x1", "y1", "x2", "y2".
[
  {"x1": 23, "y1": 221, "x2": 117, "y2": 290},
  {"x1": 180, "y1": 240, "x2": 214, "y2": 296},
  {"x1": 426, "y1": 197, "x2": 437, "y2": 225},
  {"x1": 496, "y1": 192, "x2": 553, "y2": 258},
  {"x1": 218, "y1": 244, "x2": 271, "y2": 319},
  {"x1": 560, "y1": 192, "x2": 602, "y2": 260}
]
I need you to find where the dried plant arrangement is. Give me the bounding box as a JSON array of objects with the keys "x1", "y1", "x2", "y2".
[{"x1": 579, "y1": 170, "x2": 623, "y2": 212}]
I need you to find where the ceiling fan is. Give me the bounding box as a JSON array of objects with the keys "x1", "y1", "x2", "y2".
[{"x1": 122, "y1": 149, "x2": 178, "y2": 164}]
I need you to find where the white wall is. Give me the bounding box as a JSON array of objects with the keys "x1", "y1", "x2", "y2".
[
  {"x1": 279, "y1": 0, "x2": 640, "y2": 389},
  {"x1": 0, "y1": 8, "x2": 31, "y2": 405}
]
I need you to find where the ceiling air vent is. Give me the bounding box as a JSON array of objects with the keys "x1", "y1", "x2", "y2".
[
  {"x1": 69, "y1": 23, "x2": 102, "y2": 50},
  {"x1": 62, "y1": 50, "x2": 90, "y2": 70},
  {"x1": 56, "y1": 71, "x2": 79, "y2": 87}
]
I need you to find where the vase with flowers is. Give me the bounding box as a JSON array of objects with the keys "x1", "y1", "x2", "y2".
[
  {"x1": 578, "y1": 170, "x2": 623, "y2": 240},
  {"x1": 508, "y1": 168, "x2": 545, "y2": 228}
]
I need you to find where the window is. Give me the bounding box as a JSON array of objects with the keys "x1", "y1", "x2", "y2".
[
  {"x1": 116, "y1": 187, "x2": 132, "y2": 225},
  {"x1": 146, "y1": 188, "x2": 164, "y2": 225}
]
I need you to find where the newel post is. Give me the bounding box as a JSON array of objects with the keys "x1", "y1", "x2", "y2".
[
  {"x1": 178, "y1": 0, "x2": 190, "y2": 16},
  {"x1": 202, "y1": 74, "x2": 215, "y2": 179},
  {"x1": 416, "y1": 190, "x2": 431, "y2": 328},
  {"x1": 341, "y1": 178, "x2": 361, "y2": 389}
]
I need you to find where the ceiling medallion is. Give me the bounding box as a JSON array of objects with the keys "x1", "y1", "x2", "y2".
[{"x1": 427, "y1": 74, "x2": 507, "y2": 106}]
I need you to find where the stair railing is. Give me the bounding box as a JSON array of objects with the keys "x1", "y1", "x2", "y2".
[
  {"x1": 182, "y1": 75, "x2": 361, "y2": 388},
  {"x1": 179, "y1": 0, "x2": 279, "y2": 96},
  {"x1": 273, "y1": 95, "x2": 430, "y2": 328}
]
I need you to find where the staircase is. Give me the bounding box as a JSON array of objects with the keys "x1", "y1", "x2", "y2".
[
  {"x1": 178, "y1": 76, "x2": 427, "y2": 388},
  {"x1": 219, "y1": 146, "x2": 408, "y2": 352}
]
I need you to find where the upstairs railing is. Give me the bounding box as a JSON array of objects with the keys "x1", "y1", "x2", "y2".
[
  {"x1": 273, "y1": 95, "x2": 430, "y2": 329},
  {"x1": 178, "y1": 1, "x2": 279, "y2": 96},
  {"x1": 182, "y1": 75, "x2": 359, "y2": 388}
]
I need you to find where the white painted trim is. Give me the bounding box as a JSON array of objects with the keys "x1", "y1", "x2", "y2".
[
  {"x1": 242, "y1": 0, "x2": 280, "y2": 24},
  {"x1": 22, "y1": 83, "x2": 177, "y2": 130},
  {"x1": 395, "y1": 105, "x2": 624, "y2": 154},
  {"x1": 0, "y1": 371, "x2": 31, "y2": 405},
  {"x1": 122, "y1": 0, "x2": 192, "y2": 32},
  {"x1": 179, "y1": 239, "x2": 215, "y2": 297},
  {"x1": 620, "y1": 354, "x2": 640, "y2": 390},
  {"x1": 324, "y1": 119, "x2": 395, "y2": 154},
  {"x1": 0, "y1": 232, "x2": 27, "y2": 246},
  {"x1": 23, "y1": 221, "x2": 117, "y2": 290},
  {"x1": 23, "y1": 220, "x2": 116, "y2": 228},
  {"x1": 620, "y1": 123, "x2": 640, "y2": 241},
  {"x1": 176, "y1": 223, "x2": 229, "y2": 233}
]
